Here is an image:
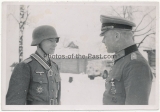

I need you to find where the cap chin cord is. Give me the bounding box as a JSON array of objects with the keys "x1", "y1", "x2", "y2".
[{"x1": 39, "y1": 44, "x2": 48, "y2": 57}]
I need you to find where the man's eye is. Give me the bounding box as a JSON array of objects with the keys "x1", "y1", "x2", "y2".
[
  {"x1": 49, "y1": 39, "x2": 54, "y2": 42},
  {"x1": 49, "y1": 39, "x2": 56, "y2": 43}
]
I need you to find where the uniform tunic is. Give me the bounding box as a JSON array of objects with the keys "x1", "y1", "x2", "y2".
[
  {"x1": 103, "y1": 45, "x2": 153, "y2": 105},
  {"x1": 6, "y1": 53, "x2": 61, "y2": 105}
]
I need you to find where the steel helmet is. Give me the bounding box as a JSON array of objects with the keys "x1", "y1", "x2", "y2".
[{"x1": 31, "y1": 25, "x2": 60, "y2": 46}]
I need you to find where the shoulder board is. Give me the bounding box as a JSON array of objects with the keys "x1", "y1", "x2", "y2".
[
  {"x1": 23, "y1": 58, "x2": 32, "y2": 64},
  {"x1": 131, "y1": 53, "x2": 137, "y2": 60}
]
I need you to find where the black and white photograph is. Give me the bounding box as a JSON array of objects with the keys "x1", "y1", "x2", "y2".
[{"x1": 1, "y1": 1, "x2": 159, "y2": 110}]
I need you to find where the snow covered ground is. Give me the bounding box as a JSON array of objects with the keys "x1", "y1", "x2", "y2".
[{"x1": 60, "y1": 73, "x2": 156, "y2": 105}]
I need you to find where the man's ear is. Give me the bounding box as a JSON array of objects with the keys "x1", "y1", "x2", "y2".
[{"x1": 115, "y1": 32, "x2": 121, "y2": 41}]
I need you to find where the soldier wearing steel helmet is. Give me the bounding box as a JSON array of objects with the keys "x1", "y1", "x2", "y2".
[
  {"x1": 6, "y1": 25, "x2": 61, "y2": 105},
  {"x1": 100, "y1": 15, "x2": 153, "y2": 105}
]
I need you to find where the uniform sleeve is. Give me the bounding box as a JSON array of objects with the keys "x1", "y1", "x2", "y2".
[
  {"x1": 123, "y1": 61, "x2": 153, "y2": 105},
  {"x1": 6, "y1": 62, "x2": 30, "y2": 105}
]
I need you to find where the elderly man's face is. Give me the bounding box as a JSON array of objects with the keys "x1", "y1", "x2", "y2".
[{"x1": 102, "y1": 30, "x2": 117, "y2": 53}]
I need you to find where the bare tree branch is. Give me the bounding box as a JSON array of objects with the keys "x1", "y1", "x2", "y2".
[
  {"x1": 126, "y1": 6, "x2": 133, "y2": 20},
  {"x1": 134, "y1": 28, "x2": 152, "y2": 37},
  {"x1": 124, "y1": 7, "x2": 128, "y2": 18},
  {"x1": 148, "y1": 14, "x2": 154, "y2": 20},
  {"x1": 134, "y1": 8, "x2": 156, "y2": 31},
  {"x1": 24, "y1": 5, "x2": 30, "y2": 14},
  {"x1": 110, "y1": 6, "x2": 122, "y2": 17},
  {"x1": 7, "y1": 13, "x2": 19, "y2": 23},
  {"x1": 127, "y1": 7, "x2": 129, "y2": 16},
  {"x1": 132, "y1": 6, "x2": 143, "y2": 13},
  {"x1": 151, "y1": 26, "x2": 156, "y2": 31},
  {"x1": 132, "y1": 8, "x2": 142, "y2": 13},
  {"x1": 123, "y1": 6, "x2": 125, "y2": 18},
  {"x1": 137, "y1": 32, "x2": 155, "y2": 48},
  {"x1": 20, "y1": 10, "x2": 30, "y2": 29},
  {"x1": 123, "y1": 6, "x2": 127, "y2": 18},
  {"x1": 134, "y1": 17, "x2": 156, "y2": 32},
  {"x1": 150, "y1": 21, "x2": 156, "y2": 30},
  {"x1": 139, "y1": 46, "x2": 154, "y2": 49}
]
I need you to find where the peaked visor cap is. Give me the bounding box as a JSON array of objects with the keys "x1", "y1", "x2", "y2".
[{"x1": 100, "y1": 15, "x2": 136, "y2": 36}]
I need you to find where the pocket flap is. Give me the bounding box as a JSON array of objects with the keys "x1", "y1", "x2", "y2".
[{"x1": 33, "y1": 77, "x2": 48, "y2": 84}]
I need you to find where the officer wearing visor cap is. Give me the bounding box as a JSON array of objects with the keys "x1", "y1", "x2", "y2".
[
  {"x1": 6, "y1": 25, "x2": 61, "y2": 105},
  {"x1": 100, "y1": 15, "x2": 152, "y2": 105}
]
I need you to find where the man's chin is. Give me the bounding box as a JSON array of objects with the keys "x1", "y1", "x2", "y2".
[
  {"x1": 107, "y1": 49, "x2": 113, "y2": 53},
  {"x1": 106, "y1": 47, "x2": 111, "y2": 53},
  {"x1": 49, "y1": 51, "x2": 55, "y2": 54}
]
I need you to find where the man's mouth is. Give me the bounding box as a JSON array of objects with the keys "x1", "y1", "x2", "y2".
[{"x1": 51, "y1": 48, "x2": 55, "y2": 50}]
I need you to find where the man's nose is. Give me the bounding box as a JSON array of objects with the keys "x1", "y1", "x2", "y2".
[
  {"x1": 53, "y1": 42, "x2": 57, "y2": 47},
  {"x1": 54, "y1": 43, "x2": 57, "y2": 47}
]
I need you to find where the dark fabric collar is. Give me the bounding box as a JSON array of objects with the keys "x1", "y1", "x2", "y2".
[{"x1": 114, "y1": 44, "x2": 138, "y2": 63}]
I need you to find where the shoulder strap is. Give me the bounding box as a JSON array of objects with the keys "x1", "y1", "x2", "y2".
[
  {"x1": 23, "y1": 57, "x2": 32, "y2": 64},
  {"x1": 31, "y1": 53, "x2": 50, "y2": 70}
]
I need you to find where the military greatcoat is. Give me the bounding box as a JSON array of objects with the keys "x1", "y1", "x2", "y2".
[
  {"x1": 6, "y1": 53, "x2": 61, "y2": 105},
  {"x1": 103, "y1": 45, "x2": 153, "y2": 105}
]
